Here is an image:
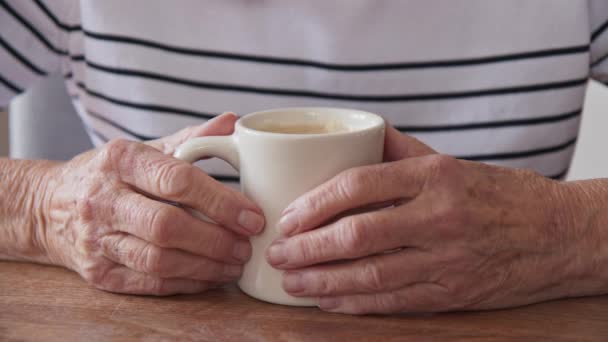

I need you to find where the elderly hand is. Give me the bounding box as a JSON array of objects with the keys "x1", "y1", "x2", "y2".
[
  {"x1": 41, "y1": 113, "x2": 264, "y2": 295},
  {"x1": 266, "y1": 125, "x2": 592, "y2": 314}
]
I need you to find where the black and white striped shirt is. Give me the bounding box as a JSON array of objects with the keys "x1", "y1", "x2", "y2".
[{"x1": 2, "y1": 0, "x2": 608, "y2": 182}]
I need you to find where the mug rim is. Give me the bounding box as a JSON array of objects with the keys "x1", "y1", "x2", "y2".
[{"x1": 235, "y1": 107, "x2": 385, "y2": 138}]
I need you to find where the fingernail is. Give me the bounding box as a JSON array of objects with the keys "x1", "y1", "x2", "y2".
[
  {"x1": 213, "y1": 112, "x2": 236, "y2": 121},
  {"x1": 277, "y1": 209, "x2": 298, "y2": 236},
  {"x1": 267, "y1": 240, "x2": 287, "y2": 266},
  {"x1": 224, "y1": 264, "x2": 243, "y2": 278},
  {"x1": 232, "y1": 240, "x2": 251, "y2": 263},
  {"x1": 318, "y1": 297, "x2": 342, "y2": 311},
  {"x1": 283, "y1": 272, "x2": 305, "y2": 293},
  {"x1": 238, "y1": 209, "x2": 265, "y2": 234}
]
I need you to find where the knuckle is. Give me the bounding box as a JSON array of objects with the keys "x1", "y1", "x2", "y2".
[
  {"x1": 75, "y1": 184, "x2": 106, "y2": 224},
  {"x1": 202, "y1": 188, "x2": 232, "y2": 218},
  {"x1": 293, "y1": 236, "x2": 318, "y2": 263},
  {"x1": 157, "y1": 162, "x2": 194, "y2": 199},
  {"x1": 336, "y1": 168, "x2": 368, "y2": 200},
  {"x1": 434, "y1": 197, "x2": 462, "y2": 223},
  {"x1": 299, "y1": 192, "x2": 320, "y2": 215},
  {"x1": 142, "y1": 245, "x2": 165, "y2": 275},
  {"x1": 359, "y1": 260, "x2": 386, "y2": 292},
  {"x1": 339, "y1": 217, "x2": 371, "y2": 255},
  {"x1": 149, "y1": 208, "x2": 175, "y2": 247},
  {"x1": 291, "y1": 229, "x2": 335, "y2": 264},
  {"x1": 105, "y1": 138, "x2": 132, "y2": 154},
  {"x1": 426, "y1": 154, "x2": 460, "y2": 182},
  {"x1": 75, "y1": 197, "x2": 95, "y2": 223},
  {"x1": 200, "y1": 181, "x2": 243, "y2": 222},
  {"x1": 101, "y1": 234, "x2": 126, "y2": 258},
  {"x1": 124, "y1": 244, "x2": 140, "y2": 266},
  {"x1": 432, "y1": 196, "x2": 469, "y2": 232},
  {"x1": 314, "y1": 275, "x2": 335, "y2": 294},
  {"x1": 102, "y1": 138, "x2": 133, "y2": 170}
]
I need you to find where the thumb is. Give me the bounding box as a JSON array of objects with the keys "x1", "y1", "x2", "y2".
[
  {"x1": 384, "y1": 124, "x2": 436, "y2": 162},
  {"x1": 146, "y1": 112, "x2": 238, "y2": 155}
]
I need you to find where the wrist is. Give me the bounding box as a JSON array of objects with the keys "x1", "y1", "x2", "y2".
[
  {"x1": 29, "y1": 160, "x2": 64, "y2": 265},
  {"x1": 0, "y1": 159, "x2": 61, "y2": 264},
  {"x1": 549, "y1": 179, "x2": 608, "y2": 298}
]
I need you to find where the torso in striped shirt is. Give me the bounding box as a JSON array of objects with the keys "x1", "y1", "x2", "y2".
[{"x1": 2, "y1": 0, "x2": 608, "y2": 181}]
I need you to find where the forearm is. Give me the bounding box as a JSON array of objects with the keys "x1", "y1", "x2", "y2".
[
  {"x1": 557, "y1": 179, "x2": 608, "y2": 297},
  {"x1": 0, "y1": 158, "x2": 59, "y2": 264}
]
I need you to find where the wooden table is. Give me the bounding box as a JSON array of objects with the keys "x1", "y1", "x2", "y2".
[{"x1": 2, "y1": 262, "x2": 608, "y2": 341}]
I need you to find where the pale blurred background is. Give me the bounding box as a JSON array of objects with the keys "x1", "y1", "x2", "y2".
[
  {"x1": 570, "y1": 81, "x2": 608, "y2": 180},
  {"x1": 1, "y1": 80, "x2": 607, "y2": 180},
  {"x1": 0, "y1": 111, "x2": 6, "y2": 157}
]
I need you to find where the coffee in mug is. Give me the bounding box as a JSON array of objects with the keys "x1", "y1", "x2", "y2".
[{"x1": 253, "y1": 120, "x2": 349, "y2": 134}]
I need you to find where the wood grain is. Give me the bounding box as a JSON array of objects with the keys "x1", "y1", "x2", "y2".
[{"x1": 1, "y1": 262, "x2": 607, "y2": 341}]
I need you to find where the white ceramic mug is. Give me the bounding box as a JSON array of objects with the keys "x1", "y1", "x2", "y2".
[{"x1": 173, "y1": 107, "x2": 385, "y2": 306}]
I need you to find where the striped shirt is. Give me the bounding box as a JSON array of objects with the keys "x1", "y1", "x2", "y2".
[{"x1": 2, "y1": 0, "x2": 608, "y2": 182}]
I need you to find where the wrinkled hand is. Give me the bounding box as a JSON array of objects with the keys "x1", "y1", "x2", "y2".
[
  {"x1": 267, "y1": 125, "x2": 586, "y2": 314},
  {"x1": 42, "y1": 113, "x2": 265, "y2": 295}
]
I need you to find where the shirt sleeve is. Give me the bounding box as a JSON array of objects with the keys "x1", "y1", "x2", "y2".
[
  {"x1": 0, "y1": 0, "x2": 69, "y2": 108},
  {"x1": 590, "y1": 0, "x2": 608, "y2": 82}
]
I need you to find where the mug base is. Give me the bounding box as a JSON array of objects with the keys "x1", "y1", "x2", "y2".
[{"x1": 237, "y1": 282, "x2": 317, "y2": 307}]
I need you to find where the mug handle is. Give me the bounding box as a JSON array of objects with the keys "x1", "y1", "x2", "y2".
[
  {"x1": 172, "y1": 135, "x2": 240, "y2": 223},
  {"x1": 173, "y1": 135, "x2": 240, "y2": 171}
]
